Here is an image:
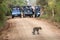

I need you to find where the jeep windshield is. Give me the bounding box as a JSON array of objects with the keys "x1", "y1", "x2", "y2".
[{"x1": 12, "y1": 8, "x2": 20, "y2": 15}]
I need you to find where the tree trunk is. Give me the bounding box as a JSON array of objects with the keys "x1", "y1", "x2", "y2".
[
  {"x1": 40, "y1": 7, "x2": 44, "y2": 16},
  {"x1": 52, "y1": 9, "x2": 54, "y2": 17}
]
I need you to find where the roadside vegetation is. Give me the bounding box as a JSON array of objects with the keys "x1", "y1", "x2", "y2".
[{"x1": 37, "y1": 0, "x2": 60, "y2": 23}]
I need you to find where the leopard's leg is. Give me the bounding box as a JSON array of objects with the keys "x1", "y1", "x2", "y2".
[
  {"x1": 37, "y1": 29, "x2": 39, "y2": 34},
  {"x1": 32, "y1": 29, "x2": 35, "y2": 35}
]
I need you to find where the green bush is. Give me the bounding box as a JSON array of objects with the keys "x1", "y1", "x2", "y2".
[
  {"x1": 53, "y1": 2, "x2": 60, "y2": 22},
  {"x1": 40, "y1": 2, "x2": 60, "y2": 23},
  {"x1": 0, "y1": 4, "x2": 6, "y2": 27},
  {"x1": 53, "y1": 14, "x2": 60, "y2": 22},
  {"x1": 0, "y1": 12, "x2": 6, "y2": 26}
]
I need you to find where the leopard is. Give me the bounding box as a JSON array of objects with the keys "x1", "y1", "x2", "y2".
[{"x1": 32, "y1": 27, "x2": 42, "y2": 35}]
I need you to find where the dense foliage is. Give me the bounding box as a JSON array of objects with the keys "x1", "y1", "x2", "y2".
[{"x1": 37, "y1": 0, "x2": 60, "y2": 23}]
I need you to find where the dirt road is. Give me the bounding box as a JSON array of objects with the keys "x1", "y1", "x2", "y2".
[{"x1": 0, "y1": 18, "x2": 60, "y2": 40}]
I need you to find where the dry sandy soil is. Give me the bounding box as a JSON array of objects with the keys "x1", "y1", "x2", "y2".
[{"x1": 0, "y1": 18, "x2": 60, "y2": 40}]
